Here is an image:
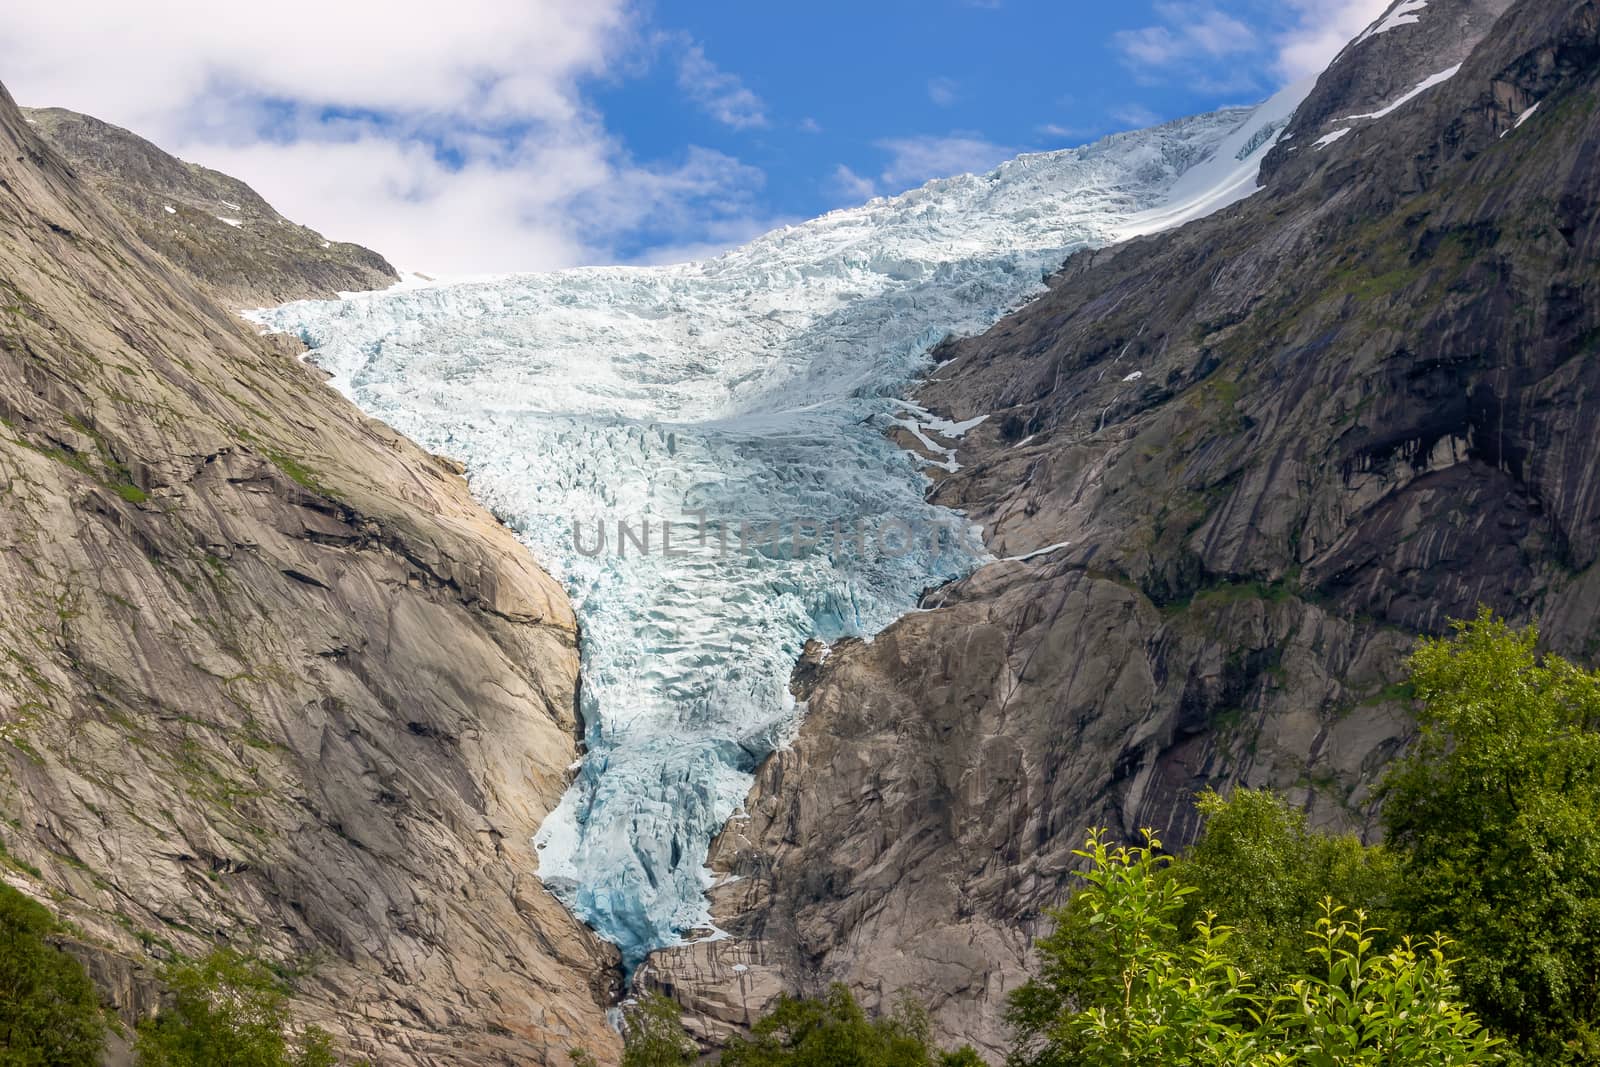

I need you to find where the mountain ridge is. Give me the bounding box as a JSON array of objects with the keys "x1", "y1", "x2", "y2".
[
  {"x1": 0, "y1": 78, "x2": 617, "y2": 1065},
  {"x1": 641, "y1": 0, "x2": 1600, "y2": 1055},
  {"x1": 21, "y1": 106, "x2": 398, "y2": 307}
]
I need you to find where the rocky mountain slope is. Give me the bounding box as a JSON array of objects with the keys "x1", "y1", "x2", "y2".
[
  {"x1": 0, "y1": 80, "x2": 617, "y2": 1065},
  {"x1": 22, "y1": 107, "x2": 397, "y2": 307},
  {"x1": 645, "y1": 0, "x2": 1600, "y2": 1056}
]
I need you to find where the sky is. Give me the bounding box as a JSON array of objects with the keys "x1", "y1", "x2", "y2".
[{"x1": 2, "y1": 0, "x2": 1390, "y2": 275}]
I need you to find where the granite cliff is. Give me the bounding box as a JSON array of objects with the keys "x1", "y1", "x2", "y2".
[
  {"x1": 645, "y1": 0, "x2": 1600, "y2": 1057},
  {"x1": 21, "y1": 106, "x2": 398, "y2": 307},
  {"x1": 0, "y1": 80, "x2": 617, "y2": 1064}
]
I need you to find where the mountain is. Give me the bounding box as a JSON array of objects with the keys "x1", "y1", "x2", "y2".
[
  {"x1": 250, "y1": 87, "x2": 1305, "y2": 978},
  {"x1": 638, "y1": 0, "x2": 1599, "y2": 1056},
  {"x1": 21, "y1": 106, "x2": 397, "y2": 307},
  {"x1": 7, "y1": 0, "x2": 1597, "y2": 1061},
  {"x1": 0, "y1": 82, "x2": 617, "y2": 1063}
]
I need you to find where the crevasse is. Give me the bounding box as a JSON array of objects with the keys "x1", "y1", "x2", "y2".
[{"x1": 249, "y1": 86, "x2": 1303, "y2": 970}]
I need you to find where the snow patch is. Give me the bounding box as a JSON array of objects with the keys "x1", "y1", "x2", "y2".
[
  {"x1": 1314, "y1": 129, "x2": 1353, "y2": 150},
  {"x1": 163, "y1": 205, "x2": 176, "y2": 214},
  {"x1": 999, "y1": 542, "x2": 1073, "y2": 564},
  {"x1": 1356, "y1": 0, "x2": 1429, "y2": 43},
  {"x1": 1337, "y1": 64, "x2": 1463, "y2": 123},
  {"x1": 1112, "y1": 77, "x2": 1313, "y2": 241},
  {"x1": 1504, "y1": 101, "x2": 1542, "y2": 136},
  {"x1": 216, "y1": 216, "x2": 243, "y2": 228}
]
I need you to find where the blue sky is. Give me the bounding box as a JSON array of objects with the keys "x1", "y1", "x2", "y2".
[{"x1": 4, "y1": 0, "x2": 1386, "y2": 274}]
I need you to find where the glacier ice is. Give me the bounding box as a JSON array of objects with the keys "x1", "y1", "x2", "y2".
[{"x1": 249, "y1": 93, "x2": 1302, "y2": 969}]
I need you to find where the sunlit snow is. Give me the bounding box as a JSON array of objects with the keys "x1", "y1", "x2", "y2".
[
  {"x1": 1356, "y1": 0, "x2": 1429, "y2": 43},
  {"x1": 249, "y1": 91, "x2": 1302, "y2": 969}
]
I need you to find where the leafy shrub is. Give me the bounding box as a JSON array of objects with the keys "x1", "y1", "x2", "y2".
[
  {"x1": 1383, "y1": 609, "x2": 1600, "y2": 1061},
  {"x1": 1007, "y1": 828, "x2": 1504, "y2": 1066},
  {"x1": 721, "y1": 983, "x2": 982, "y2": 1066},
  {"x1": 1177, "y1": 788, "x2": 1396, "y2": 988},
  {"x1": 0, "y1": 882, "x2": 106, "y2": 1065},
  {"x1": 135, "y1": 949, "x2": 341, "y2": 1067}
]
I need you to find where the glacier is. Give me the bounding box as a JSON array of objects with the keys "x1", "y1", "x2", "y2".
[{"x1": 249, "y1": 87, "x2": 1303, "y2": 970}]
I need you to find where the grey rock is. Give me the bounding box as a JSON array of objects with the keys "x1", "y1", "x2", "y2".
[
  {"x1": 21, "y1": 106, "x2": 398, "y2": 307},
  {"x1": 646, "y1": 0, "x2": 1600, "y2": 1057},
  {"x1": 0, "y1": 79, "x2": 617, "y2": 1065}
]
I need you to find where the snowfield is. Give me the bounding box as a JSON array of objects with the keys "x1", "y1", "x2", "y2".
[{"x1": 249, "y1": 90, "x2": 1302, "y2": 968}]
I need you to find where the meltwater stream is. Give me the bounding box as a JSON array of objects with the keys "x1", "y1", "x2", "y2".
[{"x1": 251, "y1": 91, "x2": 1302, "y2": 969}]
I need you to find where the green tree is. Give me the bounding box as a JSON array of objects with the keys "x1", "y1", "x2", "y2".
[
  {"x1": 1177, "y1": 788, "x2": 1395, "y2": 988},
  {"x1": 1268, "y1": 903, "x2": 1503, "y2": 1066},
  {"x1": 1383, "y1": 609, "x2": 1600, "y2": 1061},
  {"x1": 1006, "y1": 828, "x2": 1260, "y2": 1066},
  {"x1": 135, "y1": 949, "x2": 340, "y2": 1067},
  {"x1": 0, "y1": 882, "x2": 106, "y2": 1065},
  {"x1": 1008, "y1": 827, "x2": 1504, "y2": 1066},
  {"x1": 721, "y1": 983, "x2": 980, "y2": 1066},
  {"x1": 619, "y1": 993, "x2": 697, "y2": 1067}
]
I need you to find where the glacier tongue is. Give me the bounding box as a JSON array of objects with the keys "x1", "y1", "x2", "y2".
[{"x1": 249, "y1": 94, "x2": 1300, "y2": 969}]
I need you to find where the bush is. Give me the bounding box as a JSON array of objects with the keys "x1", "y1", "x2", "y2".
[
  {"x1": 1177, "y1": 788, "x2": 1396, "y2": 988},
  {"x1": 1007, "y1": 828, "x2": 1504, "y2": 1066},
  {"x1": 135, "y1": 949, "x2": 341, "y2": 1067},
  {"x1": 722, "y1": 983, "x2": 981, "y2": 1066},
  {"x1": 0, "y1": 882, "x2": 106, "y2": 1065},
  {"x1": 1383, "y1": 609, "x2": 1600, "y2": 1061},
  {"x1": 611, "y1": 993, "x2": 698, "y2": 1067}
]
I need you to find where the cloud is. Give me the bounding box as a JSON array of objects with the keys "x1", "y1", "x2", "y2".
[
  {"x1": 927, "y1": 78, "x2": 960, "y2": 107},
  {"x1": 1111, "y1": 0, "x2": 1393, "y2": 93},
  {"x1": 799, "y1": 117, "x2": 824, "y2": 134},
  {"x1": 827, "y1": 164, "x2": 879, "y2": 203},
  {"x1": 0, "y1": 1, "x2": 773, "y2": 275},
  {"x1": 1114, "y1": 4, "x2": 1257, "y2": 69},
  {"x1": 1109, "y1": 104, "x2": 1163, "y2": 129},
  {"x1": 875, "y1": 134, "x2": 1014, "y2": 191},
  {"x1": 664, "y1": 32, "x2": 769, "y2": 129},
  {"x1": 1274, "y1": 0, "x2": 1394, "y2": 80}
]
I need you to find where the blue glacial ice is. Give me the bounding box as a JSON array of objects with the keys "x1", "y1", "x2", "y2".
[{"x1": 249, "y1": 89, "x2": 1303, "y2": 969}]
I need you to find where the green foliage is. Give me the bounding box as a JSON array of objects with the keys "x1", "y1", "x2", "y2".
[
  {"x1": 0, "y1": 882, "x2": 106, "y2": 1065},
  {"x1": 721, "y1": 983, "x2": 980, "y2": 1066},
  {"x1": 1007, "y1": 829, "x2": 1259, "y2": 1066},
  {"x1": 1177, "y1": 788, "x2": 1396, "y2": 988},
  {"x1": 1383, "y1": 609, "x2": 1600, "y2": 1061},
  {"x1": 584, "y1": 985, "x2": 982, "y2": 1067},
  {"x1": 1008, "y1": 829, "x2": 1503, "y2": 1066},
  {"x1": 618, "y1": 993, "x2": 697, "y2": 1067},
  {"x1": 135, "y1": 950, "x2": 344, "y2": 1067},
  {"x1": 1267, "y1": 904, "x2": 1503, "y2": 1066}
]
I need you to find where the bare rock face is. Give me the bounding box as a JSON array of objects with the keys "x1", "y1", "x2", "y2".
[
  {"x1": 0, "y1": 79, "x2": 618, "y2": 1065},
  {"x1": 21, "y1": 106, "x2": 398, "y2": 307},
  {"x1": 646, "y1": 0, "x2": 1600, "y2": 1057}
]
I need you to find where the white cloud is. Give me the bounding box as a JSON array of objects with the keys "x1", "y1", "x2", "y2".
[
  {"x1": 1109, "y1": 104, "x2": 1163, "y2": 129},
  {"x1": 0, "y1": 1, "x2": 774, "y2": 275},
  {"x1": 875, "y1": 134, "x2": 1013, "y2": 192},
  {"x1": 1111, "y1": 0, "x2": 1393, "y2": 93},
  {"x1": 827, "y1": 164, "x2": 879, "y2": 203},
  {"x1": 1115, "y1": 4, "x2": 1257, "y2": 69},
  {"x1": 1274, "y1": 0, "x2": 1394, "y2": 80},
  {"x1": 927, "y1": 77, "x2": 960, "y2": 107},
  {"x1": 799, "y1": 117, "x2": 823, "y2": 134},
  {"x1": 665, "y1": 32, "x2": 769, "y2": 129}
]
